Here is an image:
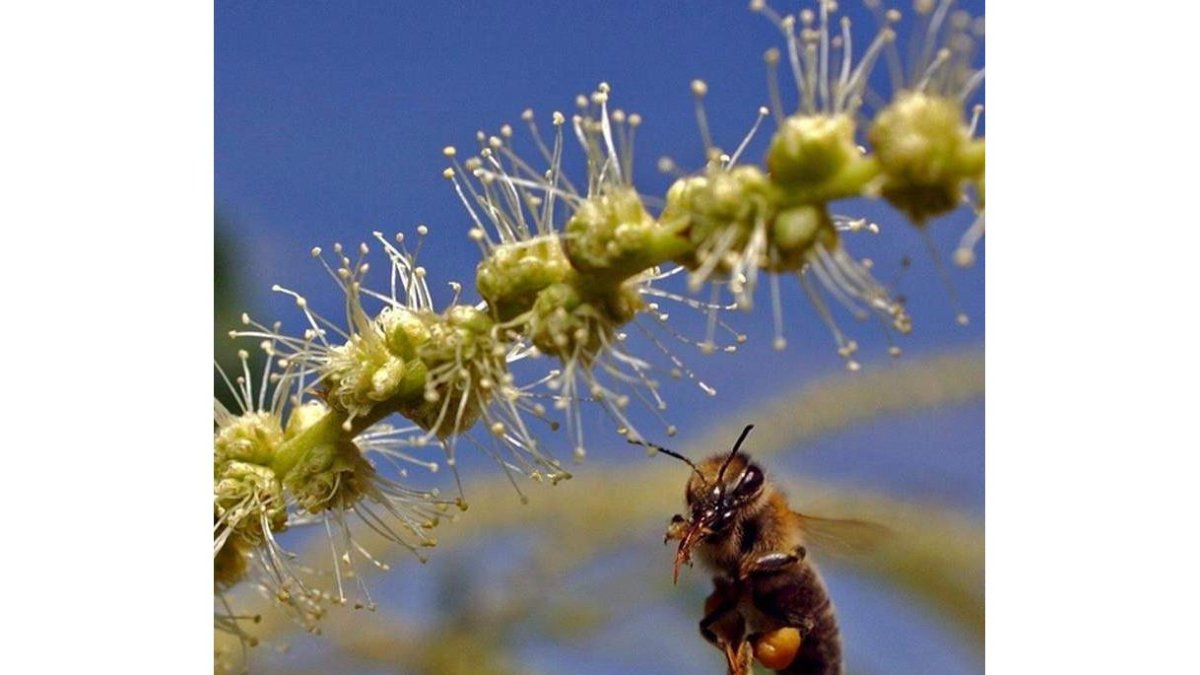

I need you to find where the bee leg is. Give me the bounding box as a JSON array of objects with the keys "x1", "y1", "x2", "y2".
[
  {"x1": 699, "y1": 608, "x2": 738, "y2": 645},
  {"x1": 664, "y1": 514, "x2": 688, "y2": 544},
  {"x1": 700, "y1": 578, "x2": 742, "y2": 646},
  {"x1": 723, "y1": 638, "x2": 753, "y2": 675},
  {"x1": 702, "y1": 609, "x2": 750, "y2": 675},
  {"x1": 738, "y1": 546, "x2": 808, "y2": 579}
]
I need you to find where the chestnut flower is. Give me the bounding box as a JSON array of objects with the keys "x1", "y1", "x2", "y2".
[
  {"x1": 662, "y1": 0, "x2": 912, "y2": 370},
  {"x1": 864, "y1": 0, "x2": 986, "y2": 285},
  {"x1": 445, "y1": 85, "x2": 741, "y2": 457},
  {"x1": 235, "y1": 230, "x2": 570, "y2": 492},
  {"x1": 214, "y1": 349, "x2": 332, "y2": 639}
]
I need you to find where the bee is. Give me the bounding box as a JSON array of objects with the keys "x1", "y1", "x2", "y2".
[{"x1": 642, "y1": 424, "x2": 883, "y2": 675}]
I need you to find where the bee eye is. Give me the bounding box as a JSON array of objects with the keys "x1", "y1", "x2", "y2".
[{"x1": 737, "y1": 466, "x2": 763, "y2": 496}]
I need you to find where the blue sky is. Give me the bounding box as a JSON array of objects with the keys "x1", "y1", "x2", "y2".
[{"x1": 216, "y1": 1, "x2": 984, "y2": 672}]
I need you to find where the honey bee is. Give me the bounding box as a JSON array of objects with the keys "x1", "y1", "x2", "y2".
[{"x1": 643, "y1": 424, "x2": 884, "y2": 675}]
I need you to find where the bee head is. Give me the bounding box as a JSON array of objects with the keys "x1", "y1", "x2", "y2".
[
  {"x1": 659, "y1": 424, "x2": 763, "y2": 583},
  {"x1": 686, "y1": 454, "x2": 764, "y2": 526}
]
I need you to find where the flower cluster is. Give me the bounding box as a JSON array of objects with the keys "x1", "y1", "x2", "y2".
[
  {"x1": 215, "y1": 0, "x2": 984, "y2": 650},
  {"x1": 216, "y1": 232, "x2": 566, "y2": 644},
  {"x1": 444, "y1": 84, "x2": 743, "y2": 458}
]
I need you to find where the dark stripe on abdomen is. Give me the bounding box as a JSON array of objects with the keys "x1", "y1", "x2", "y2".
[
  {"x1": 782, "y1": 601, "x2": 841, "y2": 675},
  {"x1": 751, "y1": 563, "x2": 842, "y2": 675}
]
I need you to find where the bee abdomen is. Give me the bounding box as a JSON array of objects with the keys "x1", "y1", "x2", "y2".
[
  {"x1": 779, "y1": 605, "x2": 841, "y2": 675},
  {"x1": 752, "y1": 563, "x2": 842, "y2": 675}
]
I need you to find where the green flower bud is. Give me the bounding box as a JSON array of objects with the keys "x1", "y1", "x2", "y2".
[
  {"x1": 475, "y1": 236, "x2": 573, "y2": 322},
  {"x1": 663, "y1": 173, "x2": 708, "y2": 216},
  {"x1": 214, "y1": 411, "x2": 285, "y2": 466},
  {"x1": 285, "y1": 439, "x2": 376, "y2": 514},
  {"x1": 214, "y1": 460, "x2": 288, "y2": 544},
  {"x1": 563, "y1": 187, "x2": 662, "y2": 280},
  {"x1": 379, "y1": 306, "x2": 431, "y2": 360},
  {"x1": 869, "y1": 91, "x2": 977, "y2": 223},
  {"x1": 401, "y1": 305, "x2": 502, "y2": 437},
  {"x1": 441, "y1": 304, "x2": 494, "y2": 337},
  {"x1": 659, "y1": 175, "x2": 711, "y2": 270},
  {"x1": 285, "y1": 400, "x2": 332, "y2": 438},
  {"x1": 769, "y1": 205, "x2": 837, "y2": 272},
  {"x1": 528, "y1": 281, "x2": 641, "y2": 363},
  {"x1": 766, "y1": 114, "x2": 860, "y2": 188},
  {"x1": 662, "y1": 165, "x2": 779, "y2": 275},
  {"x1": 325, "y1": 330, "x2": 409, "y2": 419}
]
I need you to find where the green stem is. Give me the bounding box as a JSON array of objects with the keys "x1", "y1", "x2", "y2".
[
  {"x1": 829, "y1": 154, "x2": 883, "y2": 196},
  {"x1": 550, "y1": 222, "x2": 694, "y2": 299},
  {"x1": 593, "y1": 225, "x2": 694, "y2": 289},
  {"x1": 272, "y1": 409, "x2": 347, "y2": 478},
  {"x1": 778, "y1": 156, "x2": 882, "y2": 207},
  {"x1": 271, "y1": 366, "x2": 429, "y2": 478},
  {"x1": 640, "y1": 222, "x2": 695, "y2": 265}
]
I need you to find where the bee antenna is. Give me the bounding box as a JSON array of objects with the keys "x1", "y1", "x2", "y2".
[
  {"x1": 716, "y1": 424, "x2": 755, "y2": 484},
  {"x1": 629, "y1": 438, "x2": 707, "y2": 484}
]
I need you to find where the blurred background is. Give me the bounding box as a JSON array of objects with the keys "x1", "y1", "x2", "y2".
[{"x1": 215, "y1": 1, "x2": 984, "y2": 673}]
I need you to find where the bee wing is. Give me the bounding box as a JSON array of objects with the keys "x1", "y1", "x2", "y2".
[{"x1": 792, "y1": 512, "x2": 892, "y2": 559}]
